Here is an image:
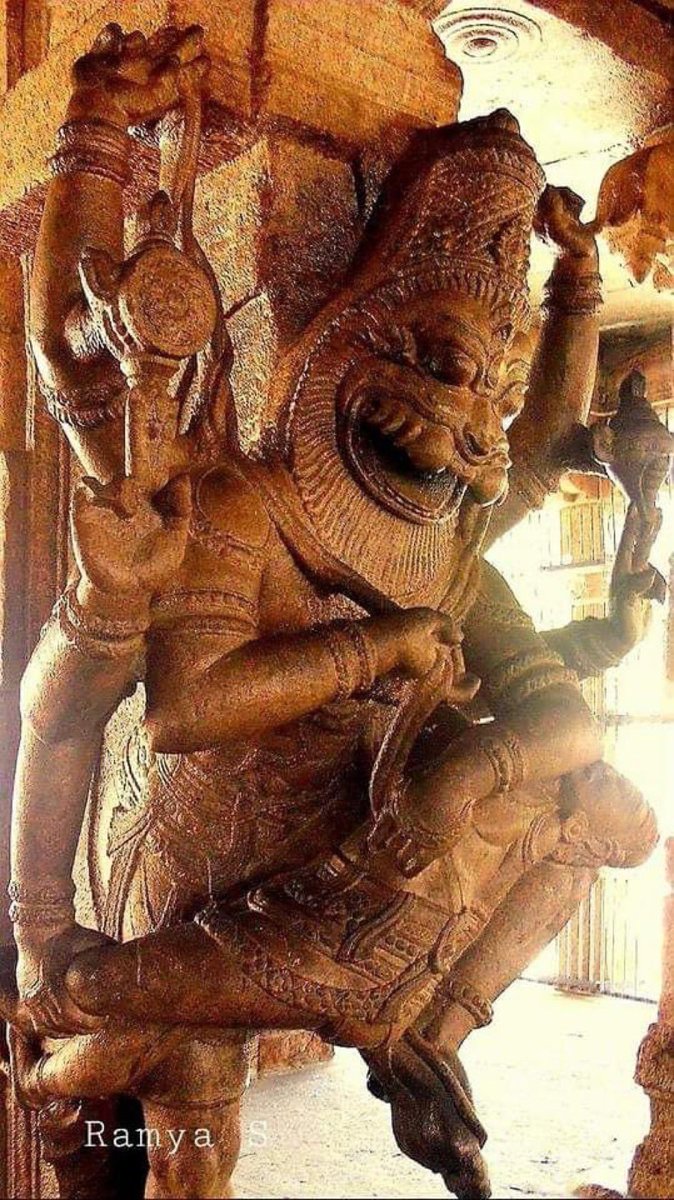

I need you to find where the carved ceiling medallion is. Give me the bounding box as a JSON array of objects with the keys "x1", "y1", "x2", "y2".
[{"x1": 434, "y1": 8, "x2": 543, "y2": 66}]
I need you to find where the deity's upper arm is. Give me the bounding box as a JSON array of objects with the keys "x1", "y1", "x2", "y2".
[{"x1": 462, "y1": 560, "x2": 579, "y2": 714}]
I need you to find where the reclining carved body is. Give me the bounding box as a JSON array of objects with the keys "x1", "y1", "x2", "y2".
[{"x1": 8, "y1": 24, "x2": 671, "y2": 1200}]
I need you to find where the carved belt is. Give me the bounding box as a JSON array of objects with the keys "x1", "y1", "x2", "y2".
[{"x1": 194, "y1": 856, "x2": 487, "y2": 1047}]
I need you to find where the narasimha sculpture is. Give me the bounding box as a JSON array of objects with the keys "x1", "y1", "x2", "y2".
[{"x1": 3, "y1": 23, "x2": 672, "y2": 1200}]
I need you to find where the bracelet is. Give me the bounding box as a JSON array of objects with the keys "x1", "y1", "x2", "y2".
[
  {"x1": 349, "y1": 623, "x2": 378, "y2": 693},
  {"x1": 39, "y1": 376, "x2": 126, "y2": 432},
  {"x1": 479, "y1": 729, "x2": 527, "y2": 795},
  {"x1": 8, "y1": 880, "x2": 75, "y2": 927},
  {"x1": 442, "y1": 978, "x2": 494, "y2": 1028},
  {"x1": 50, "y1": 118, "x2": 130, "y2": 186},
  {"x1": 485, "y1": 649, "x2": 578, "y2": 711},
  {"x1": 544, "y1": 268, "x2": 603, "y2": 316},
  {"x1": 325, "y1": 621, "x2": 378, "y2": 701},
  {"x1": 55, "y1": 585, "x2": 147, "y2": 660},
  {"x1": 9, "y1": 900, "x2": 76, "y2": 927},
  {"x1": 65, "y1": 585, "x2": 148, "y2": 640}
]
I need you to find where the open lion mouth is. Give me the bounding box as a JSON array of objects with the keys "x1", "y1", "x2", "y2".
[
  {"x1": 362, "y1": 390, "x2": 470, "y2": 476},
  {"x1": 339, "y1": 386, "x2": 468, "y2": 524}
]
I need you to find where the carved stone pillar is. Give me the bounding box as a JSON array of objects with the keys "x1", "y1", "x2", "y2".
[{"x1": 627, "y1": 838, "x2": 674, "y2": 1199}]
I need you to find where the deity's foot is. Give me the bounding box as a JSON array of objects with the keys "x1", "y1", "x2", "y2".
[{"x1": 365, "y1": 1030, "x2": 491, "y2": 1200}]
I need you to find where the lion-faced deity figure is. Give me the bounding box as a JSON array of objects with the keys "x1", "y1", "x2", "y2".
[
  {"x1": 7, "y1": 25, "x2": 668, "y2": 1200},
  {"x1": 259, "y1": 109, "x2": 544, "y2": 613}
]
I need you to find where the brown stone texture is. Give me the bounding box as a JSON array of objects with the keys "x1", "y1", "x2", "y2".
[
  {"x1": 0, "y1": 5, "x2": 671, "y2": 1200},
  {"x1": 256, "y1": 1031, "x2": 334, "y2": 1078},
  {"x1": 0, "y1": 0, "x2": 461, "y2": 247},
  {"x1": 627, "y1": 839, "x2": 674, "y2": 1199}
]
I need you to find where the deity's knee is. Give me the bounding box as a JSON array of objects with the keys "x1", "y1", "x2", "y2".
[
  {"x1": 555, "y1": 762, "x2": 658, "y2": 869},
  {"x1": 140, "y1": 1034, "x2": 249, "y2": 1199}
]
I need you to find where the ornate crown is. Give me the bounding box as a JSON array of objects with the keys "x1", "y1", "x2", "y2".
[{"x1": 355, "y1": 109, "x2": 546, "y2": 327}]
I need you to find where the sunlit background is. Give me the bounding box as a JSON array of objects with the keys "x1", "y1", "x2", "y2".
[{"x1": 490, "y1": 383, "x2": 673, "y2": 1002}]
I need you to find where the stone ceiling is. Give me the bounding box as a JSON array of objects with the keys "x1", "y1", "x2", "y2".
[{"x1": 1, "y1": 0, "x2": 671, "y2": 329}]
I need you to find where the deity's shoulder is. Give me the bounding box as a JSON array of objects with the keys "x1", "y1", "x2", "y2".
[{"x1": 190, "y1": 460, "x2": 274, "y2": 559}]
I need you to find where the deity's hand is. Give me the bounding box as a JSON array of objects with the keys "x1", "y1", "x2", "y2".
[
  {"x1": 67, "y1": 23, "x2": 209, "y2": 128},
  {"x1": 607, "y1": 502, "x2": 667, "y2": 653},
  {"x1": 15, "y1": 923, "x2": 112, "y2": 1038},
  {"x1": 535, "y1": 184, "x2": 599, "y2": 268},
  {"x1": 368, "y1": 741, "x2": 487, "y2": 877},
  {"x1": 72, "y1": 473, "x2": 191, "y2": 606},
  {"x1": 369, "y1": 608, "x2": 462, "y2": 680}
]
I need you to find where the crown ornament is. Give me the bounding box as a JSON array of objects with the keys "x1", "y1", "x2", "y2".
[{"x1": 354, "y1": 109, "x2": 546, "y2": 328}]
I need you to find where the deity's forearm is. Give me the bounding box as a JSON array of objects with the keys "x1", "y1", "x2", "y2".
[
  {"x1": 29, "y1": 97, "x2": 128, "y2": 479},
  {"x1": 518, "y1": 252, "x2": 602, "y2": 449},
  {"x1": 146, "y1": 615, "x2": 409, "y2": 753},
  {"x1": 542, "y1": 496, "x2": 664, "y2": 678}
]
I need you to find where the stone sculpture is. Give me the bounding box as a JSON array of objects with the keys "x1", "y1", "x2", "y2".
[{"x1": 3, "y1": 22, "x2": 672, "y2": 1200}]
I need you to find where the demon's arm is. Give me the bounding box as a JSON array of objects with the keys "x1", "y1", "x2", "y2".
[{"x1": 368, "y1": 558, "x2": 601, "y2": 877}]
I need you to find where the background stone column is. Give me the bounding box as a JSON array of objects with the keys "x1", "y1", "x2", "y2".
[{"x1": 628, "y1": 837, "x2": 674, "y2": 1198}]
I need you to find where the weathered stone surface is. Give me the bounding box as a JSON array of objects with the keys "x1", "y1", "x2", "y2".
[
  {"x1": 0, "y1": 6, "x2": 671, "y2": 1200},
  {"x1": 195, "y1": 133, "x2": 362, "y2": 333},
  {"x1": 257, "y1": 1031, "x2": 333, "y2": 1077},
  {"x1": 0, "y1": 0, "x2": 460, "y2": 243}
]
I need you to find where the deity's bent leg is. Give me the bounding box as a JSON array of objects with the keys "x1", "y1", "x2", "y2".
[
  {"x1": 137, "y1": 1032, "x2": 250, "y2": 1200},
  {"x1": 64, "y1": 923, "x2": 321, "y2": 1033}
]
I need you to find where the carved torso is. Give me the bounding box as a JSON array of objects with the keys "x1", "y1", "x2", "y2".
[{"x1": 103, "y1": 452, "x2": 484, "y2": 938}]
